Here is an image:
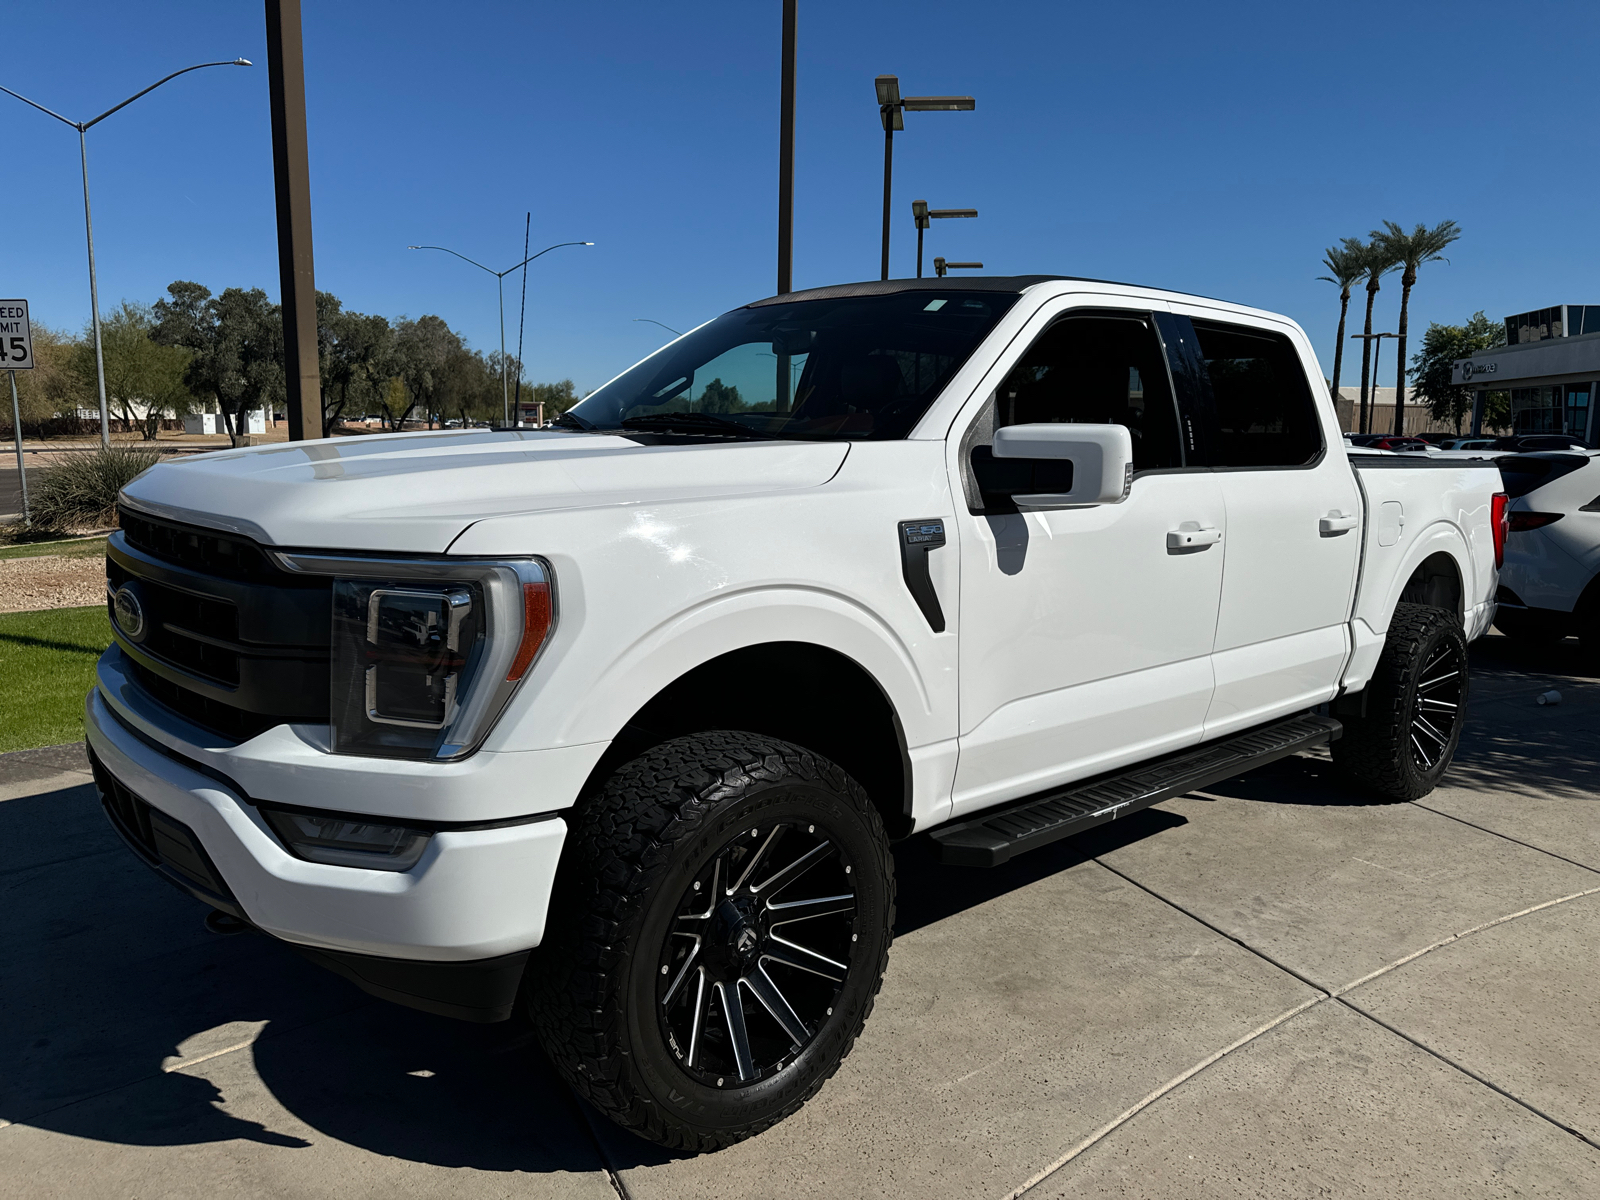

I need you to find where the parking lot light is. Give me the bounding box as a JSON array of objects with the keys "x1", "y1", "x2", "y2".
[{"x1": 875, "y1": 75, "x2": 975, "y2": 280}]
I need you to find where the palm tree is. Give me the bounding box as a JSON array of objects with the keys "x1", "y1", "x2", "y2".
[
  {"x1": 1374, "y1": 219, "x2": 1461, "y2": 436},
  {"x1": 1355, "y1": 238, "x2": 1400, "y2": 435},
  {"x1": 1317, "y1": 238, "x2": 1367, "y2": 417}
]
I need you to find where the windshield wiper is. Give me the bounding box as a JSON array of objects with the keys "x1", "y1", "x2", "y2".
[
  {"x1": 619, "y1": 412, "x2": 783, "y2": 439},
  {"x1": 553, "y1": 410, "x2": 597, "y2": 430}
]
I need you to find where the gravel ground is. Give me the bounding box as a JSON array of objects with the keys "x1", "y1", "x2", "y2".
[{"x1": 0, "y1": 554, "x2": 106, "y2": 613}]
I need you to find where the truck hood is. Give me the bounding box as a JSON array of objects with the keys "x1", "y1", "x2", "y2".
[{"x1": 120, "y1": 429, "x2": 850, "y2": 552}]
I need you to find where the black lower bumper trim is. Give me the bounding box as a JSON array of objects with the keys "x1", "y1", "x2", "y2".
[
  {"x1": 90, "y1": 745, "x2": 248, "y2": 920},
  {"x1": 288, "y1": 944, "x2": 531, "y2": 1023}
]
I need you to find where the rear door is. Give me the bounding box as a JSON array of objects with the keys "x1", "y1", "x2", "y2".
[{"x1": 1163, "y1": 308, "x2": 1361, "y2": 736}]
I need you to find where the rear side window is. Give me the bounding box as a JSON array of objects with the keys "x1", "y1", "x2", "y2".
[
  {"x1": 1497, "y1": 454, "x2": 1589, "y2": 498},
  {"x1": 1191, "y1": 320, "x2": 1322, "y2": 468}
]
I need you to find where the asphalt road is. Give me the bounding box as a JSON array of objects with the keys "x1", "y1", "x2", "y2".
[{"x1": 2, "y1": 635, "x2": 1596, "y2": 1199}]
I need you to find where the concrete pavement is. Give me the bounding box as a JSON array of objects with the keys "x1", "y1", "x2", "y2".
[{"x1": 2, "y1": 636, "x2": 1597, "y2": 1198}]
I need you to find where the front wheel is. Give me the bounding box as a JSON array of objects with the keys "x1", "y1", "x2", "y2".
[
  {"x1": 1333, "y1": 602, "x2": 1469, "y2": 800},
  {"x1": 529, "y1": 732, "x2": 894, "y2": 1152}
]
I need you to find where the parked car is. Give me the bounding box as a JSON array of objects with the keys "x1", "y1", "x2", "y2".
[
  {"x1": 88, "y1": 275, "x2": 1506, "y2": 1151},
  {"x1": 1494, "y1": 450, "x2": 1600, "y2": 647},
  {"x1": 1440, "y1": 437, "x2": 1499, "y2": 451},
  {"x1": 1492, "y1": 434, "x2": 1592, "y2": 452}
]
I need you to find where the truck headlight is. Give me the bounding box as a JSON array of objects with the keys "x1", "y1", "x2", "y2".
[{"x1": 274, "y1": 553, "x2": 554, "y2": 761}]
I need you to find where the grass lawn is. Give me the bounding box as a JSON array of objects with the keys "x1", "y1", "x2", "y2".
[
  {"x1": 0, "y1": 604, "x2": 109, "y2": 753},
  {"x1": 0, "y1": 536, "x2": 108, "y2": 561}
]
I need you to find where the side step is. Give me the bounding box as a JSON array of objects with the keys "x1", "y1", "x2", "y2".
[{"x1": 930, "y1": 714, "x2": 1342, "y2": 867}]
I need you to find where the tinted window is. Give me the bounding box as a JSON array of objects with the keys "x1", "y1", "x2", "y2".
[
  {"x1": 992, "y1": 314, "x2": 1183, "y2": 471},
  {"x1": 1191, "y1": 321, "x2": 1322, "y2": 468},
  {"x1": 1497, "y1": 453, "x2": 1590, "y2": 498},
  {"x1": 565, "y1": 291, "x2": 1016, "y2": 441}
]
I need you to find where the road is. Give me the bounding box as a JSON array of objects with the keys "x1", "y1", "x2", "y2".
[{"x1": 1, "y1": 634, "x2": 1596, "y2": 1199}]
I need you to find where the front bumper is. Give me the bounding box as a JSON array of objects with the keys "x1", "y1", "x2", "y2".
[{"x1": 85, "y1": 688, "x2": 569, "y2": 973}]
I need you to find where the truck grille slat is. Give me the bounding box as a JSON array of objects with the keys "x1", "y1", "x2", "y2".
[{"x1": 111, "y1": 507, "x2": 332, "y2": 742}]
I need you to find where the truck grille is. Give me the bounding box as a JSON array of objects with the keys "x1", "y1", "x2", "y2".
[{"x1": 109, "y1": 506, "x2": 332, "y2": 743}]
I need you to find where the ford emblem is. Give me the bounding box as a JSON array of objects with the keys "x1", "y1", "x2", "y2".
[{"x1": 113, "y1": 584, "x2": 147, "y2": 642}]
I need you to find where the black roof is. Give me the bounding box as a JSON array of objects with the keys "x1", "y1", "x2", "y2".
[{"x1": 745, "y1": 275, "x2": 1222, "y2": 308}]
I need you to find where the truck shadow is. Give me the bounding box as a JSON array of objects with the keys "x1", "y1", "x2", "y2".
[{"x1": 5, "y1": 762, "x2": 1188, "y2": 1173}]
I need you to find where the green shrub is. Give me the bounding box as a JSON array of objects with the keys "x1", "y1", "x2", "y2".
[{"x1": 27, "y1": 446, "x2": 164, "y2": 532}]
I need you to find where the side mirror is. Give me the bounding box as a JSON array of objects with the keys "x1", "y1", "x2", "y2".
[{"x1": 991, "y1": 423, "x2": 1133, "y2": 507}]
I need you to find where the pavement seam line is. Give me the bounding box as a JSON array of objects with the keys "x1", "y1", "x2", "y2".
[
  {"x1": 162, "y1": 1035, "x2": 264, "y2": 1074},
  {"x1": 1330, "y1": 885, "x2": 1600, "y2": 997},
  {"x1": 563, "y1": 1085, "x2": 636, "y2": 1200},
  {"x1": 1001, "y1": 993, "x2": 1330, "y2": 1200},
  {"x1": 1003, "y1": 865, "x2": 1600, "y2": 1198},
  {"x1": 1410, "y1": 800, "x2": 1600, "y2": 876},
  {"x1": 1333, "y1": 993, "x2": 1600, "y2": 1153},
  {"x1": 0, "y1": 998, "x2": 371, "y2": 1132}
]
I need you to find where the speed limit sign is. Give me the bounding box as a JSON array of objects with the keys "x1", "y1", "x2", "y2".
[{"x1": 0, "y1": 300, "x2": 33, "y2": 370}]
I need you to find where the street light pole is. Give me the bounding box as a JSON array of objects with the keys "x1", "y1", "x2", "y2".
[
  {"x1": 1, "y1": 59, "x2": 251, "y2": 449},
  {"x1": 1350, "y1": 331, "x2": 1398, "y2": 435},
  {"x1": 777, "y1": 0, "x2": 797, "y2": 296},
  {"x1": 912, "y1": 201, "x2": 976, "y2": 279},
  {"x1": 874, "y1": 76, "x2": 973, "y2": 280},
  {"x1": 409, "y1": 239, "x2": 593, "y2": 427}
]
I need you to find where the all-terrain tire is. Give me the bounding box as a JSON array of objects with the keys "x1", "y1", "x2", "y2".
[
  {"x1": 1333, "y1": 602, "x2": 1469, "y2": 801},
  {"x1": 528, "y1": 731, "x2": 894, "y2": 1152}
]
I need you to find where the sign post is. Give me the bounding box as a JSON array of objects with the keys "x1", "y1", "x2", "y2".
[{"x1": 1, "y1": 299, "x2": 34, "y2": 526}]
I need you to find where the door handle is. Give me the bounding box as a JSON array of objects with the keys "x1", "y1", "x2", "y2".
[
  {"x1": 1319, "y1": 511, "x2": 1359, "y2": 535},
  {"x1": 1167, "y1": 523, "x2": 1222, "y2": 550}
]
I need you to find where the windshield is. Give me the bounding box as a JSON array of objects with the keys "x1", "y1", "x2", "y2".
[{"x1": 565, "y1": 290, "x2": 1019, "y2": 440}]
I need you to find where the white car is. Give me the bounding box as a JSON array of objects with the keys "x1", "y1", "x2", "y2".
[
  {"x1": 87, "y1": 276, "x2": 1505, "y2": 1150},
  {"x1": 1494, "y1": 450, "x2": 1600, "y2": 648}
]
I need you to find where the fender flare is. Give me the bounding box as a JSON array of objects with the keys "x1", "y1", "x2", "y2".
[{"x1": 530, "y1": 585, "x2": 937, "y2": 752}]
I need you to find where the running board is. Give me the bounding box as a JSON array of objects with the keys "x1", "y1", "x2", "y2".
[{"x1": 930, "y1": 714, "x2": 1342, "y2": 867}]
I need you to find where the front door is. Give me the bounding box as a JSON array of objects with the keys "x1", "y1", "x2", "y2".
[
  {"x1": 949, "y1": 302, "x2": 1225, "y2": 818},
  {"x1": 1164, "y1": 306, "x2": 1362, "y2": 735}
]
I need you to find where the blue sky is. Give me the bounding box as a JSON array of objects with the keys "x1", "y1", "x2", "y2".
[{"x1": 5, "y1": 1, "x2": 1597, "y2": 392}]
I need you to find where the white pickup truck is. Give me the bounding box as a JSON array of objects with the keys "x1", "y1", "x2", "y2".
[{"x1": 88, "y1": 275, "x2": 1507, "y2": 1150}]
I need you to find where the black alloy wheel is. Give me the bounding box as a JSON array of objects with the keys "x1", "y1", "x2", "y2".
[
  {"x1": 1333, "y1": 602, "x2": 1470, "y2": 801},
  {"x1": 657, "y1": 819, "x2": 856, "y2": 1088},
  {"x1": 1405, "y1": 637, "x2": 1464, "y2": 773},
  {"x1": 530, "y1": 731, "x2": 894, "y2": 1151}
]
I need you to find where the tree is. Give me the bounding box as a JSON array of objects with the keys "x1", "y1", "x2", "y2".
[
  {"x1": 8, "y1": 324, "x2": 93, "y2": 429},
  {"x1": 1317, "y1": 239, "x2": 1367, "y2": 409},
  {"x1": 1355, "y1": 238, "x2": 1400, "y2": 435},
  {"x1": 80, "y1": 302, "x2": 195, "y2": 439},
  {"x1": 153, "y1": 282, "x2": 284, "y2": 445},
  {"x1": 1410, "y1": 312, "x2": 1508, "y2": 434},
  {"x1": 393, "y1": 315, "x2": 461, "y2": 430},
  {"x1": 697, "y1": 378, "x2": 745, "y2": 413},
  {"x1": 1374, "y1": 219, "x2": 1461, "y2": 436},
  {"x1": 434, "y1": 345, "x2": 498, "y2": 427},
  {"x1": 323, "y1": 309, "x2": 395, "y2": 435}
]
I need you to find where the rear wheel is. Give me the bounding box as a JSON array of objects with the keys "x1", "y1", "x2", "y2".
[
  {"x1": 1333, "y1": 603, "x2": 1468, "y2": 801},
  {"x1": 529, "y1": 731, "x2": 894, "y2": 1151}
]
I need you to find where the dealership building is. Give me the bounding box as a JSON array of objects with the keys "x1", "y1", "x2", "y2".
[{"x1": 1452, "y1": 304, "x2": 1600, "y2": 439}]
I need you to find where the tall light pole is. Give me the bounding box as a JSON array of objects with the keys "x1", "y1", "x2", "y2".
[
  {"x1": 875, "y1": 76, "x2": 973, "y2": 281},
  {"x1": 409, "y1": 239, "x2": 593, "y2": 426},
  {"x1": 1350, "y1": 331, "x2": 1398, "y2": 435},
  {"x1": 912, "y1": 201, "x2": 977, "y2": 278},
  {"x1": 2, "y1": 59, "x2": 252, "y2": 449},
  {"x1": 777, "y1": 0, "x2": 797, "y2": 296}
]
